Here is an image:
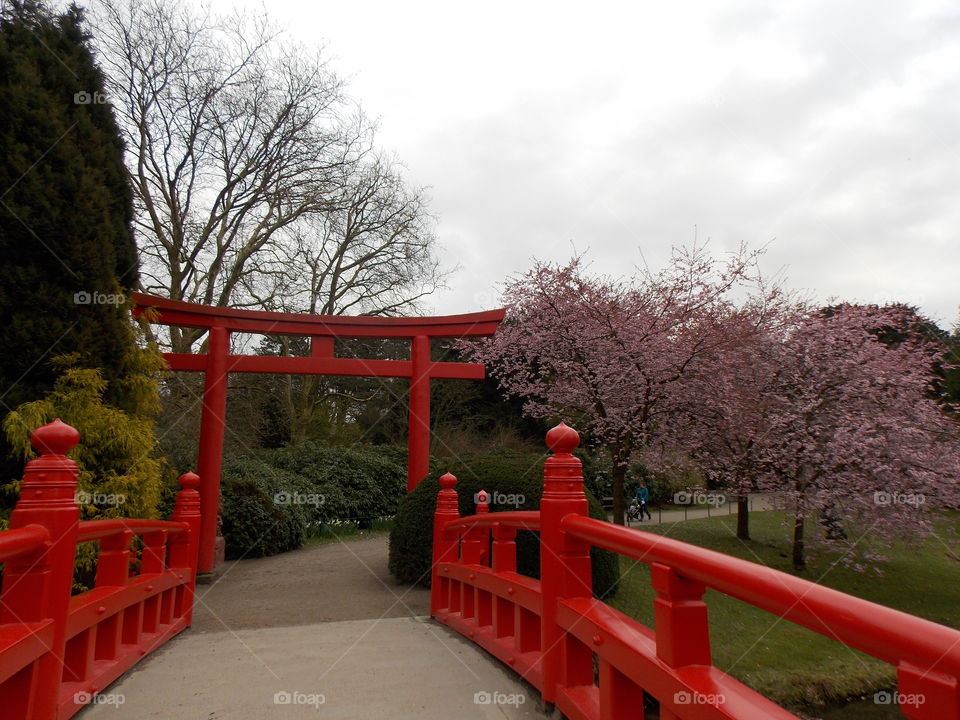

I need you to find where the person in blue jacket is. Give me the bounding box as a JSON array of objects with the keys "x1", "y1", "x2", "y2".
[{"x1": 633, "y1": 482, "x2": 652, "y2": 521}]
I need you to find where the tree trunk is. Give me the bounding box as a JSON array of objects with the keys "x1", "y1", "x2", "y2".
[
  {"x1": 792, "y1": 506, "x2": 805, "y2": 570},
  {"x1": 736, "y1": 495, "x2": 750, "y2": 540},
  {"x1": 611, "y1": 463, "x2": 626, "y2": 525}
]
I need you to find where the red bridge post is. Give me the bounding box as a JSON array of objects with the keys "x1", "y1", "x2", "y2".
[
  {"x1": 539, "y1": 422, "x2": 593, "y2": 705},
  {"x1": 169, "y1": 472, "x2": 202, "y2": 626},
  {"x1": 0, "y1": 419, "x2": 81, "y2": 720},
  {"x1": 431, "y1": 472, "x2": 460, "y2": 617}
]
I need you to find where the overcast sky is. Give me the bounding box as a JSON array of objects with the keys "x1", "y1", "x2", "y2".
[{"x1": 209, "y1": 0, "x2": 959, "y2": 327}]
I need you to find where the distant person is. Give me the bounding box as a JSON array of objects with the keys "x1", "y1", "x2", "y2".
[{"x1": 634, "y1": 482, "x2": 652, "y2": 521}]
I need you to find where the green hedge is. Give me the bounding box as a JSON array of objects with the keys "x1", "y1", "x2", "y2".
[
  {"x1": 220, "y1": 445, "x2": 406, "y2": 558},
  {"x1": 265, "y1": 442, "x2": 407, "y2": 525},
  {"x1": 220, "y1": 456, "x2": 313, "y2": 559},
  {"x1": 388, "y1": 451, "x2": 620, "y2": 598}
]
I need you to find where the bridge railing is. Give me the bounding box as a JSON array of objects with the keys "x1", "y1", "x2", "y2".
[
  {"x1": 0, "y1": 419, "x2": 201, "y2": 720},
  {"x1": 432, "y1": 422, "x2": 960, "y2": 720}
]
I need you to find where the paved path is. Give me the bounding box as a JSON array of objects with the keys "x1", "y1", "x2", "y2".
[
  {"x1": 616, "y1": 492, "x2": 778, "y2": 527},
  {"x1": 80, "y1": 536, "x2": 543, "y2": 720}
]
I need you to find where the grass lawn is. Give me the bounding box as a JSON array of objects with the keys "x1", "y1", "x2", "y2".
[{"x1": 608, "y1": 510, "x2": 960, "y2": 710}]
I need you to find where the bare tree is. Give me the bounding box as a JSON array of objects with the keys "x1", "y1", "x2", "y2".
[
  {"x1": 91, "y1": 0, "x2": 445, "y2": 353},
  {"x1": 258, "y1": 153, "x2": 443, "y2": 316},
  {"x1": 241, "y1": 150, "x2": 446, "y2": 442}
]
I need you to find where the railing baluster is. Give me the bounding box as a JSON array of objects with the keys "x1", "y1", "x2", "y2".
[
  {"x1": 140, "y1": 530, "x2": 168, "y2": 575},
  {"x1": 652, "y1": 562, "x2": 711, "y2": 668},
  {"x1": 95, "y1": 531, "x2": 133, "y2": 587},
  {"x1": 491, "y1": 523, "x2": 517, "y2": 573},
  {"x1": 492, "y1": 523, "x2": 517, "y2": 640},
  {"x1": 651, "y1": 562, "x2": 712, "y2": 720},
  {"x1": 599, "y1": 659, "x2": 645, "y2": 720},
  {"x1": 462, "y1": 489, "x2": 489, "y2": 565}
]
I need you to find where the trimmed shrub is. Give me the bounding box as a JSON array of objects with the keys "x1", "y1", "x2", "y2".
[
  {"x1": 220, "y1": 444, "x2": 408, "y2": 559},
  {"x1": 220, "y1": 456, "x2": 313, "y2": 559},
  {"x1": 265, "y1": 442, "x2": 406, "y2": 525},
  {"x1": 388, "y1": 450, "x2": 620, "y2": 598}
]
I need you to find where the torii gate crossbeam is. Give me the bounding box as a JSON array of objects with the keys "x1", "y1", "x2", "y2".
[{"x1": 133, "y1": 293, "x2": 504, "y2": 573}]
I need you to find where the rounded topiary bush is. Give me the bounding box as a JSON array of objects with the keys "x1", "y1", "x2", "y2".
[
  {"x1": 388, "y1": 450, "x2": 620, "y2": 598},
  {"x1": 220, "y1": 455, "x2": 313, "y2": 559},
  {"x1": 265, "y1": 442, "x2": 406, "y2": 525}
]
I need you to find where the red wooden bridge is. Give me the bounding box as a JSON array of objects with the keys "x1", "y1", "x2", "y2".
[{"x1": 1, "y1": 419, "x2": 958, "y2": 718}]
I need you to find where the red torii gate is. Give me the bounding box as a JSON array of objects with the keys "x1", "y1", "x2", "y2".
[{"x1": 132, "y1": 292, "x2": 504, "y2": 574}]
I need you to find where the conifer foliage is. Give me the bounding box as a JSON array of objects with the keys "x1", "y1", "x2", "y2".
[
  {"x1": 0, "y1": 1, "x2": 137, "y2": 408},
  {"x1": 0, "y1": 1, "x2": 164, "y2": 527}
]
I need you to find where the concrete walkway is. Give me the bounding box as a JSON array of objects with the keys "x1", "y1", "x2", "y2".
[
  {"x1": 617, "y1": 492, "x2": 778, "y2": 527},
  {"x1": 79, "y1": 536, "x2": 543, "y2": 719}
]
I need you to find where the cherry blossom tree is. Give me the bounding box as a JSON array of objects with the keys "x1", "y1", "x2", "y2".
[
  {"x1": 667, "y1": 309, "x2": 795, "y2": 540},
  {"x1": 678, "y1": 303, "x2": 960, "y2": 568},
  {"x1": 460, "y1": 244, "x2": 778, "y2": 524},
  {"x1": 762, "y1": 305, "x2": 959, "y2": 569}
]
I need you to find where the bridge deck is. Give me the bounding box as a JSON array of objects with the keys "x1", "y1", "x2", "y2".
[{"x1": 78, "y1": 536, "x2": 540, "y2": 719}]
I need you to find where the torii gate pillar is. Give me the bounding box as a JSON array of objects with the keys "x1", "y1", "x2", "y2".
[
  {"x1": 195, "y1": 326, "x2": 229, "y2": 572},
  {"x1": 408, "y1": 335, "x2": 431, "y2": 492}
]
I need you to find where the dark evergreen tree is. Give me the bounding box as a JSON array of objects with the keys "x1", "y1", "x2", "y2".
[{"x1": 0, "y1": 0, "x2": 139, "y2": 487}]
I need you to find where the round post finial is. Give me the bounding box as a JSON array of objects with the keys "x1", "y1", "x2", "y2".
[
  {"x1": 31, "y1": 418, "x2": 80, "y2": 457},
  {"x1": 475, "y1": 489, "x2": 490, "y2": 514},
  {"x1": 439, "y1": 472, "x2": 458, "y2": 490},
  {"x1": 178, "y1": 471, "x2": 201, "y2": 491},
  {"x1": 546, "y1": 422, "x2": 580, "y2": 455}
]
